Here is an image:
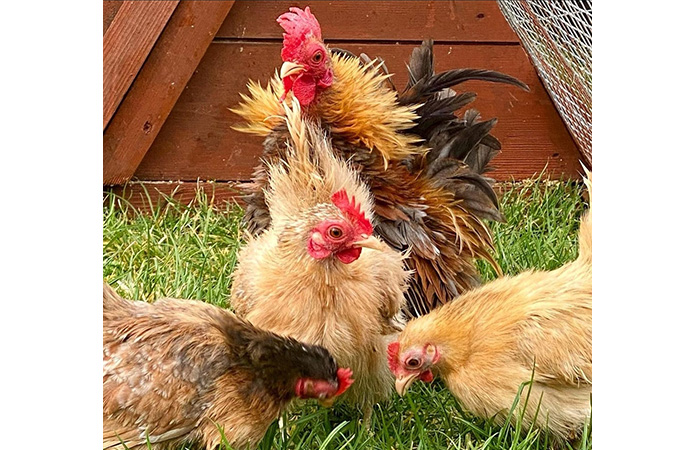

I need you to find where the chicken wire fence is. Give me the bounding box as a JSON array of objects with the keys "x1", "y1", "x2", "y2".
[{"x1": 497, "y1": 0, "x2": 592, "y2": 166}]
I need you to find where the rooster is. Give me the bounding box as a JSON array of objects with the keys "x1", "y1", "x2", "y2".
[
  {"x1": 230, "y1": 98, "x2": 410, "y2": 422},
  {"x1": 232, "y1": 6, "x2": 529, "y2": 317},
  {"x1": 103, "y1": 282, "x2": 353, "y2": 450},
  {"x1": 387, "y1": 172, "x2": 592, "y2": 440}
]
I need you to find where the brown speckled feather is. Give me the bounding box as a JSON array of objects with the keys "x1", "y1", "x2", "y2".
[{"x1": 103, "y1": 283, "x2": 341, "y2": 450}]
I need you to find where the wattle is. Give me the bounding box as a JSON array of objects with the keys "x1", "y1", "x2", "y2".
[
  {"x1": 292, "y1": 74, "x2": 317, "y2": 106},
  {"x1": 336, "y1": 247, "x2": 362, "y2": 264},
  {"x1": 419, "y1": 369, "x2": 434, "y2": 383}
]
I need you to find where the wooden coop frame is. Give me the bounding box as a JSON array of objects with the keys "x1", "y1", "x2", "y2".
[{"x1": 103, "y1": 1, "x2": 588, "y2": 210}]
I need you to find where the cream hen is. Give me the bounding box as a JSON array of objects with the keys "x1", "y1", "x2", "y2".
[
  {"x1": 230, "y1": 98, "x2": 410, "y2": 420},
  {"x1": 389, "y1": 172, "x2": 592, "y2": 440}
]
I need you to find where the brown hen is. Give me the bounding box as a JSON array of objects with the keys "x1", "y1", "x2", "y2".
[{"x1": 103, "y1": 282, "x2": 352, "y2": 450}]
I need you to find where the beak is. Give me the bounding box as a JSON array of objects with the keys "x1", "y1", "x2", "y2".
[
  {"x1": 318, "y1": 397, "x2": 336, "y2": 408},
  {"x1": 395, "y1": 373, "x2": 419, "y2": 396},
  {"x1": 353, "y1": 235, "x2": 381, "y2": 251},
  {"x1": 280, "y1": 61, "x2": 305, "y2": 79}
]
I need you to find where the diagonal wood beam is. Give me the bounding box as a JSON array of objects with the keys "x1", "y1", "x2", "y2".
[
  {"x1": 103, "y1": 0, "x2": 235, "y2": 186},
  {"x1": 103, "y1": 1, "x2": 179, "y2": 130}
]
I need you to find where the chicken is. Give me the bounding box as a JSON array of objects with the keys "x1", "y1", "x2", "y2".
[
  {"x1": 232, "y1": 6, "x2": 529, "y2": 317},
  {"x1": 103, "y1": 282, "x2": 353, "y2": 450},
  {"x1": 230, "y1": 98, "x2": 410, "y2": 421},
  {"x1": 388, "y1": 172, "x2": 592, "y2": 440}
]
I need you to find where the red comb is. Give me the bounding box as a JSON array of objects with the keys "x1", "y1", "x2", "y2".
[
  {"x1": 277, "y1": 6, "x2": 322, "y2": 61},
  {"x1": 387, "y1": 341, "x2": 400, "y2": 374},
  {"x1": 331, "y1": 189, "x2": 373, "y2": 236},
  {"x1": 335, "y1": 367, "x2": 354, "y2": 396}
]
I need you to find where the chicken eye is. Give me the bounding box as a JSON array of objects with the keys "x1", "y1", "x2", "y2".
[
  {"x1": 406, "y1": 357, "x2": 421, "y2": 369},
  {"x1": 328, "y1": 226, "x2": 343, "y2": 239},
  {"x1": 312, "y1": 51, "x2": 323, "y2": 63}
]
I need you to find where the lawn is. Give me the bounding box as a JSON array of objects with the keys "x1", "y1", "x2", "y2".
[{"x1": 103, "y1": 177, "x2": 590, "y2": 450}]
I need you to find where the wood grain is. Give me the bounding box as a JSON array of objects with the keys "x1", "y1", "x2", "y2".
[
  {"x1": 217, "y1": 0, "x2": 519, "y2": 43},
  {"x1": 103, "y1": 1, "x2": 179, "y2": 129},
  {"x1": 135, "y1": 41, "x2": 582, "y2": 182},
  {"x1": 103, "y1": 0, "x2": 236, "y2": 186},
  {"x1": 103, "y1": 1, "x2": 124, "y2": 36}
]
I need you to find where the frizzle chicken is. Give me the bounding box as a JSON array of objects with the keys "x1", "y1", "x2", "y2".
[
  {"x1": 232, "y1": 6, "x2": 529, "y2": 317},
  {"x1": 388, "y1": 172, "x2": 592, "y2": 440},
  {"x1": 230, "y1": 98, "x2": 410, "y2": 421},
  {"x1": 103, "y1": 282, "x2": 353, "y2": 450}
]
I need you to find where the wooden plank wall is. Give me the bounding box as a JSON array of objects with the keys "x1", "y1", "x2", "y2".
[
  {"x1": 103, "y1": 1, "x2": 124, "y2": 35},
  {"x1": 103, "y1": 1, "x2": 236, "y2": 185},
  {"x1": 103, "y1": 1, "x2": 179, "y2": 130},
  {"x1": 105, "y1": 1, "x2": 583, "y2": 210}
]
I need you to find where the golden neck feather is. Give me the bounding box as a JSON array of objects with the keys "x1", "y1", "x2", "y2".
[{"x1": 231, "y1": 53, "x2": 423, "y2": 164}]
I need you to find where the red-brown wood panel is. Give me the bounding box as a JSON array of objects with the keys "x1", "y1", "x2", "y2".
[
  {"x1": 135, "y1": 41, "x2": 581, "y2": 182},
  {"x1": 217, "y1": 1, "x2": 519, "y2": 43},
  {"x1": 103, "y1": 1, "x2": 124, "y2": 36},
  {"x1": 103, "y1": 1, "x2": 179, "y2": 130},
  {"x1": 103, "y1": 1, "x2": 236, "y2": 186}
]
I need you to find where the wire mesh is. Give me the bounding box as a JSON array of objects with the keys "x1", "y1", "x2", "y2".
[{"x1": 497, "y1": 0, "x2": 592, "y2": 166}]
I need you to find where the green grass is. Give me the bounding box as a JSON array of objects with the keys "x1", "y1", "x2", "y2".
[{"x1": 103, "y1": 177, "x2": 590, "y2": 450}]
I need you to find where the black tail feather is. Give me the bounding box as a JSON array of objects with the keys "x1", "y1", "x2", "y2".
[
  {"x1": 412, "y1": 92, "x2": 478, "y2": 138},
  {"x1": 406, "y1": 39, "x2": 434, "y2": 90},
  {"x1": 480, "y1": 134, "x2": 502, "y2": 151},
  {"x1": 401, "y1": 68, "x2": 529, "y2": 104},
  {"x1": 418, "y1": 92, "x2": 477, "y2": 118},
  {"x1": 443, "y1": 118, "x2": 497, "y2": 161},
  {"x1": 460, "y1": 131, "x2": 502, "y2": 174},
  {"x1": 394, "y1": 40, "x2": 528, "y2": 228}
]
